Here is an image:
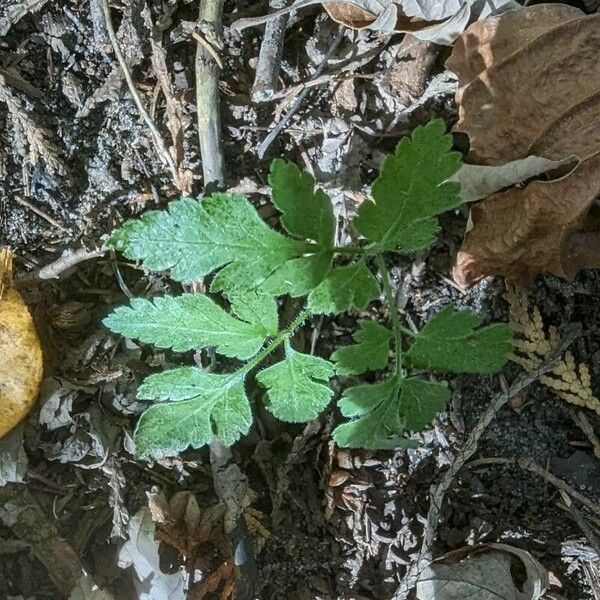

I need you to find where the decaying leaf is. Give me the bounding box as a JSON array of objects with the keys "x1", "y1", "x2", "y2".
[
  {"x1": 453, "y1": 154, "x2": 600, "y2": 285},
  {"x1": 450, "y1": 155, "x2": 575, "y2": 204},
  {"x1": 449, "y1": 5, "x2": 598, "y2": 164},
  {"x1": 0, "y1": 248, "x2": 44, "y2": 438},
  {"x1": 119, "y1": 508, "x2": 187, "y2": 600},
  {"x1": 416, "y1": 543, "x2": 549, "y2": 600},
  {"x1": 448, "y1": 6, "x2": 600, "y2": 284},
  {"x1": 233, "y1": 0, "x2": 519, "y2": 44},
  {"x1": 0, "y1": 423, "x2": 27, "y2": 487}
]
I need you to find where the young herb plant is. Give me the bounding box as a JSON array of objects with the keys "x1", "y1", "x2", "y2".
[{"x1": 104, "y1": 120, "x2": 513, "y2": 458}]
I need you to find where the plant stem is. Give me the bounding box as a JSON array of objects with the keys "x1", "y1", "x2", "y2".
[
  {"x1": 232, "y1": 307, "x2": 311, "y2": 381},
  {"x1": 331, "y1": 244, "x2": 383, "y2": 257},
  {"x1": 376, "y1": 254, "x2": 404, "y2": 378}
]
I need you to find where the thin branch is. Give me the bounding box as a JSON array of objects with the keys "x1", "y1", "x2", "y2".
[
  {"x1": 392, "y1": 325, "x2": 581, "y2": 599},
  {"x1": 15, "y1": 247, "x2": 106, "y2": 287},
  {"x1": 251, "y1": 0, "x2": 291, "y2": 102},
  {"x1": 101, "y1": 0, "x2": 179, "y2": 183},
  {"x1": 195, "y1": 0, "x2": 225, "y2": 188},
  {"x1": 256, "y1": 28, "x2": 343, "y2": 158},
  {"x1": 520, "y1": 458, "x2": 600, "y2": 519}
]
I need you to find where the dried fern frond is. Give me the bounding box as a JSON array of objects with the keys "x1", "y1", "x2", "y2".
[
  {"x1": 505, "y1": 282, "x2": 600, "y2": 415},
  {"x1": 0, "y1": 79, "x2": 64, "y2": 175}
]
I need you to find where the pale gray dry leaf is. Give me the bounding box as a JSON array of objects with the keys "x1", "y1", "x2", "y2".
[
  {"x1": 450, "y1": 155, "x2": 577, "y2": 203},
  {"x1": 118, "y1": 508, "x2": 186, "y2": 600},
  {"x1": 0, "y1": 0, "x2": 50, "y2": 36},
  {"x1": 141, "y1": 4, "x2": 193, "y2": 194},
  {"x1": 68, "y1": 574, "x2": 116, "y2": 600},
  {"x1": 39, "y1": 377, "x2": 92, "y2": 431},
  {"x1": 416, "y1": 543, "x2": 548, "y2": 600},
  {"x1": 0, "y1": 424, "x2": 28, "y2": 487},
  {"x1": 44, "y1": 406, "x2": 119, "y2": 468},
  {"x1": 102, "y1": 457, "x2": 130, "y2": 539},
  {"x1": 233, "y1": 0, "x2": 520, "y2": 44}
]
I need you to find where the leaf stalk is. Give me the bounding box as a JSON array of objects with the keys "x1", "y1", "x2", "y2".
[{"x1": 376, "y1": 254, "x2": 405, "y2": 379}]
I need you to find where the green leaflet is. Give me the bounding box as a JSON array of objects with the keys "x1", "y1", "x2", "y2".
[
  {"x1": 108, "y1": 193, "x2": 312, "y2": 292},
  {"x1": 227, "y1": 290, "x2": 279, "y2": 335},
  {"x1": 332, "y1": 377, "x2": 450, "y2": 449},
  {"x1": 134, "y1": 368, "x2": 250, "y2": 458},
  {"x1": 256, "y1": 343, "x2": 334, "y2": 422},
  {"x1": 103, "y1": 293, "x2": 276, "y2": 359},
  {"x1": 353, "y1": 120, "x2": 462, "y2": 251},
  {"x1": 264, "y1": 252, "x2": 333, "y2": 298},
  {"x1": 331, "y1": 320, "x2": 392, "y2": 375},
  {"x1": 308, "y1": 261, "x2": 380, "y2": 315},
  {"x1": 405, "y1": 305, "x2": 513, "y2": 374},
  {"x1": 269, "y1": 159, "x2": 335, "y2": 247}
]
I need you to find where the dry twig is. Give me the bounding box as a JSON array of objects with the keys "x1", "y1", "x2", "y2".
[
  {"x1": 195, "y1": 0, "x2": 225, "y2": 188},
  {"x1": 520, "y1": 457, "x2": 600, "y2": 519},
  {"x1": 257, "y1": 27, "x2": 344, "y2": 158},
  {"x1": 15, "y1": 247, "x2": 106, "y2": 287},
  {"x1": 252, "y1": 0, "x2": 291, "y2": 102}
]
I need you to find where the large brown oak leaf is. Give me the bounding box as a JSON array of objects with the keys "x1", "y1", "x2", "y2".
[{"x1": 447, "y1": 5, "x2": 600, "y2": 285}]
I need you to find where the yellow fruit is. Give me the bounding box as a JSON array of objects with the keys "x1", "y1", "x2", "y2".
[{"x1": 0, "y1": 249, "x2": 43, "y2": 438}]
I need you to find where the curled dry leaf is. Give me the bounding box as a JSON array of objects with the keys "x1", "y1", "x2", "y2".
[
  {"x1": 0, "y1": 249, "x2": 44, "y2": 438},
  {"x1": 416, "y1": 543, "x2": 549, "y2": 600},
  {"x1": 448, "y1": 5, "x2": 600, "y2": 285},
  {"x1": 233, "y1": 0, "x2": 519, "y2": 44},
  {"x1": 454, "y1": 154, "x2": 600, "y2": 285}
]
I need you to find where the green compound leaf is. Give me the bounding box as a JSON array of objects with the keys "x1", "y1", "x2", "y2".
[
  {"x1": 331, "y1": 320, "x2": 392, "y2": 375},
  {"x1": 332, "y1": 377, "x2": 450, "y2": 449},
  {"x1": 269, "y1": 159, "x2": 335, "y2": 247},
  {"x1": 103, "y1": 293, "x2": 276, "y2": 359},
  {"x1": 405, "y1": 305, "x2": 513, "y2": 374},
  {"x1": 256, "y1": 343, "x2": 334, "y2": 422},
  {"x1": 353, "y1": 119, "x2": 462, "y2": 252},
  {"x1": 134, "y1": 368, "x2": 251, "y2": 458},
  {"x1": 307, "y1": 261, "x2": 380, "y2": 315},
  {"x1": 108, "y1": 193, "x2": 311, "y2": 292}
]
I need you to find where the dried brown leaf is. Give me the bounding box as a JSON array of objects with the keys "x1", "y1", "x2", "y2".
[
  {"x1": 448, "y1": 6, "x2": 600, "y2": 284},
  {"x1": 449, "y1": 7, "x2": 600, "y2": 164},
  {"x1": 233, "y1": 0, "x2": 518, "y2": 44},
  {"x1": 453, "y1": 155, "x2": 600, "y2": 286}
]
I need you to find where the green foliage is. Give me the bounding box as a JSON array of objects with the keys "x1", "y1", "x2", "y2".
[
  {"x1": 332, "y1": 377, "x2": 450, "y2": 449},
  {"x1": 331, "y1": 320, "x2": 392, "y2": 375},
  {"x1": 405, "y1": 306, "x2": 514, "y2": 374},
  {"x1": 257, "y1": 342, "x2": 335, "y2": 422},
  {"x1": 103, "y1": 292, "x2": 276, "y2": 359},
  {"x1": 104, "y1": 120, "x2": 513, "y2": 458},
  {"x1": 135, "y1": 368, "x2": 250, "y2": 458},
  {"x1": 269, "y1": 159, "x2": 335, "y2": 247},
  {"x1": 109, "y1": 193, "x2": 312, "y2": 291},
  {"x1": 307, "y1": 261, "x2": 380, "y2": 315},
  {"x1": 354, "y1": 119, "x2": 462, "y2": 251}
]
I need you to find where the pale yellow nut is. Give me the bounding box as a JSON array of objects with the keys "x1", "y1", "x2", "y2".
[{"x1": 0, "y1": 252, "x2": 44, "y2": 438}]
